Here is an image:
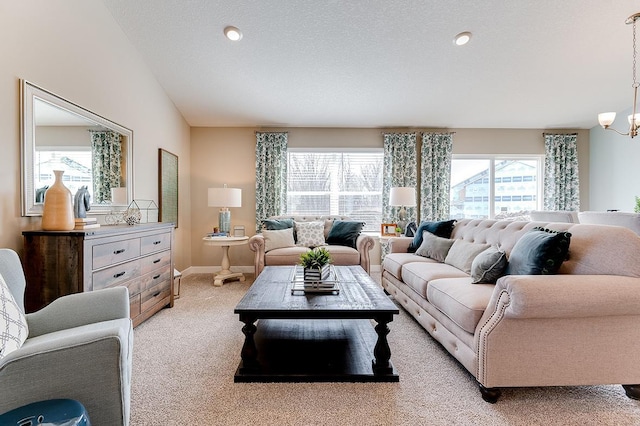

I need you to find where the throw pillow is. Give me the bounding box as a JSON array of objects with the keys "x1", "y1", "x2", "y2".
[
  {"x1": 471, "y1": 245, "x2": 508, "y2": 284},
  {"x1": 263, "y1": 227, "x2": 296, "y2": 252},
  {"x1": 295, "y1": 221, "x2": 327, "y2": 248},
  {"x1": 415, "y1": 231, "x2": 455, "y2": 262},
  {"x1": 444, "y1": 240, "x2": 490, "y2": 275},
  {"x1": 505, "y1": 227, "x2": 572, "y2": 275},
  {"x1": 0, "y1": 273, "x2": 28, "y2": 360},
  {"x1": 408, "y1": 220, "x2": 457, "y2": 253},
  {"x1": 262, "y1": 218, "x2": 294, "y2": 230},
  {"x1": 326, "y1": 220, "x2": 365, "y2": 249}
]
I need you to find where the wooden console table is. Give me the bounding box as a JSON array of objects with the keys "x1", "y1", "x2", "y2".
[{"x1": 22, "y1": 222, "x2": 174, "y2": 327}]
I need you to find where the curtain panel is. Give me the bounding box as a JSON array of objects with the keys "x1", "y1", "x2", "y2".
[
  {"x1": 255, "y1": 132, "x2": 288, "y2": 232},
  {"x1": 543, "y1": 133, "x2": 580, "y2": 211},
  {"x1": 90, "y1": 131, "x2": 122, "y2": 203},
  {"x1": 420, "y1": 132, "x2": 453, "y2": 221},
  {"x1": 382, "y1": 133, "x2": 418, "y2": 223}
]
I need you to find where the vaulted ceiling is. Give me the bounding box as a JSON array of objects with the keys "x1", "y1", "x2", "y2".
[{"x1": 103, "y1": 0, "x2": 639, "y2": 129}]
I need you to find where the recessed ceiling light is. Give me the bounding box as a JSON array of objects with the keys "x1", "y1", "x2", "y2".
[
  {"x1": 224, "y1": 26, "x2": 242, "y2": 41},
  {"x1": 453, "y1": 32, "x2": 472, "y2": 46}
]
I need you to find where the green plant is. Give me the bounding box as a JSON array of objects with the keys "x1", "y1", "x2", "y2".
[
  {"x1": 299, "y1": 247, "x2": 332, "y2": 269},
  {"x1": 635, "y1": 196, "x2": 640, "y2": 214}
]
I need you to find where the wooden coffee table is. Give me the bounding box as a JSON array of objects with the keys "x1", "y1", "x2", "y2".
[{"x1": 234, "y1": 265, "x2": 399, "y2": 382}]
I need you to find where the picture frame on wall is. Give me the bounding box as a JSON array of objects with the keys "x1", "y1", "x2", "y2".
[
  {"x1": 381, "y1": 223, "x2": 398, "y2": 237},
  {"x1": 159, "y1": 148, "x2": 178, "y2": 228}
]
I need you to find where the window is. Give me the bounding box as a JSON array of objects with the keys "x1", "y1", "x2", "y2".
[
  {"x1": 287, "y1": 150, "x2": 383, "y2": 232},
  {"x1": 450, "y1": 156, "x2": 542, "y2": 219},
  {"x1": 34, "y1": 148, "x2": 92, "y2": 196}
]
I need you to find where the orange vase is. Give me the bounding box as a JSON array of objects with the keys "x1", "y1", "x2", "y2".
[{"x1": 41, "y1": 170, "x2": 75, "y2": 231}]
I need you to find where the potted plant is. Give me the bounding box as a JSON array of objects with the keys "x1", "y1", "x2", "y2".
[
  {"x1": 635, "y1": 196, "x2": 640, "y2": 214},
  {"x1": 299, "y1": 247, "x2": 332, "y2": 282}
]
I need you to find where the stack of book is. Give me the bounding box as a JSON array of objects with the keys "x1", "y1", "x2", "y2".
[{"x1": 74, "y1": 217, "x2": 100, "y2": 230}]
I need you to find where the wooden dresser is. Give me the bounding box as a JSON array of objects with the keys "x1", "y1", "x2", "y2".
[{"x1": 22, "y1": 222, "x2": 174, "y2": 327}]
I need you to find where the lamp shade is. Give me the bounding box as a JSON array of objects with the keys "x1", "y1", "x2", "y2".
[
  {"x1": 208, "y1": 187, "x2": 242, "y2": 208},
  {"x1": 389, "y1": 187, "x2": 416, "y2": 206},
  {"x1": 110, "y1": 187, "x2": 128, "y2": 206}
]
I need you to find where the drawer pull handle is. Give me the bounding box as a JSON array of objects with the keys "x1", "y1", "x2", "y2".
[
  {"x1": 153, "y1": 274, "x2": 161, "y2": 280},
  {"x1": 113, "y1": 249, "x2": 126, "y2": 255},
  {"x1": 113, "y1": 271, "x2": 126, "y2": 278},
  {"x1": 153, "y1": 259, "x2": 161, "y2": 264},
  {"x1": 153, "y1": 240, "x2": 162, "y2": 245},
  {"x1": 153, "y1": 291, "x2": 161, "y2": 297}
]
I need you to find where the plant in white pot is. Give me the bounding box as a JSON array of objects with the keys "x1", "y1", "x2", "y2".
[{"x1": 299, "y1": 247, "x2": 332, "y2": 282}]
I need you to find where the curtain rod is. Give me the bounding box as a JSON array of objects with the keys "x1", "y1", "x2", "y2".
[
  {"x1": 380, "y1": 131, "x2": 456, "y2": 134},
  {"x1": 542, "y1": 132, "x2": 578, "y2": 136},
  {"x1": 254, "y1": 131, "x2": 289, "y2": 134}
]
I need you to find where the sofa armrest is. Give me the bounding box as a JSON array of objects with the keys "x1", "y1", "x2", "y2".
[
  {"x1": 486, "y1": 275, "x2": 640, "y2": 320},
  {"x1": 387, "y1": 236, "x2": 412, "y2": 253},
  {"x1": 26, "y1": 287, "x2": 130, "y2": 338},
  {"x1": 248, "y1": 234, "x2": 266, "y2": 277},
  {"x1": 356, "y1": 234, "x2": 375, "y2": 274}
]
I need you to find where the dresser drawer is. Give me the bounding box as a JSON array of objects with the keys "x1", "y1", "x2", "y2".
[
  {"x1": 140, "y1": 275, "x2": 171, "y2": 312},
  {"x1": 93, "y1": 260, "x2": 141, "y2": 290},
  {"x1": 93, "y1": 238, "x2": 141, "y2": 269},
  {"x1": 130, "y1": 294, "x2": 141, "y2": 317},
  {"x1": 141, "y1": 232, "x2": 171, "y2": 255},
  {"x1": 140, "y1": 250, "x2": 171, "y2": 275}
]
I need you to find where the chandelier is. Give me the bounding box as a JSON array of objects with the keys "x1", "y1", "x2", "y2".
[{"x1": 598, "y1": 12, "x2": 640, "y2": 138}]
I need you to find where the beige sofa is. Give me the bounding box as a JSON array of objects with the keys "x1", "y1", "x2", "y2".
[
  {"x1": 382, "y1": 218, "x2": 640, "y2": 402},
  {"x1": 248, "y1": 215, "x2": 375, "y2": 277}
]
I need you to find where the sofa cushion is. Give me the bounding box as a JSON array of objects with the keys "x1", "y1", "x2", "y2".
[
  {"x1": 262, "y1": 218, "x2": 294, "y2": 230},
  {"x1": 323, "y1": 245, "x2": 360, "y2": 265},
  {"x1": 444, "y1": 240, "x2": 490, "y2": 274},
  {"x1": 505, "y1": 227, "x2": 572, "y2": 275},
  {"x1": 326, "y1": 220, "x2": 365, "y2": 249},
  {"x1": 402, "y1": 262, "x2": 469, "y2": 299},
  {"x1": 0, "y1": 273, "x2": 29, "y2": 360},
  {"x1": 427, "y1": 277, "x2": 495, "y2": 334},
  {"x1": 265, "y1": 246, "x2": 311, "y2": 266},
  {"x1": 471, "y1": 245, "x2": 508, "y2": 284},
  {"x1": 383, "y1": 253, "x2": 436, "y2": 281},
  {"x1": 415, "y1": 231, "x2": 455, "y2": 262},
  {"x1": 408, "y1": 219, "x2": 456, "y2": 252},
  {"x1": 295, "y1": 221, "x2": 327, "y2": 248},
  {"x1": 263, "y1": 227, "x2": 295, "y2": 252}
]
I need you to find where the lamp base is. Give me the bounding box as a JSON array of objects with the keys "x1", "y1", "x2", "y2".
[{"x1": 219, "y1": 209, "x2": 231, "y2": 234}]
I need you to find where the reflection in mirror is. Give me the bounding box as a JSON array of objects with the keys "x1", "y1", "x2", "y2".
[{"x1": 21, "y1": 80, "x2": 133, "y2": 216}]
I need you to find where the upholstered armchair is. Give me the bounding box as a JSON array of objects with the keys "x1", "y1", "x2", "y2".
[{"x1": 0, "y1": 249, "x2": 133, "y2": 426}]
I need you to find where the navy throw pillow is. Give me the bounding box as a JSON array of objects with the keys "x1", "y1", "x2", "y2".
[
  {"x1": 262, "y1": 218, "x2": 294, "y2": 230},
  {"x1": 326, "y1": 220, "x2": 365, "y2": 249},
  {"x1": 407, "y1": 220, "x2": 456, "y2": 253},
  {"x1": 505, "y1": 227, "x2": 572, "y2": 275}
]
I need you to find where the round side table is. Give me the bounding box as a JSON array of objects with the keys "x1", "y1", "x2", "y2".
[{"x1": 202, "y1": 236, "x2": 249, "y2": 286}]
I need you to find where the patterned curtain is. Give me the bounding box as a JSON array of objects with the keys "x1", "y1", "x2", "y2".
[
  {"x1": 420, "y1": 132, "x2": 453, "y2": 221},
  {"x1": 543, "y1": 133, "x2": 580, "y2": 211},
  {"x1": 255, "y1": 132, "x2": 288, "y2": 232},
  {"x1": 91, "y1": 131, "x2": 122, "y2": 203},
  {"x1": 382, "y1": 133, "x2": 417, "y2": 223}
]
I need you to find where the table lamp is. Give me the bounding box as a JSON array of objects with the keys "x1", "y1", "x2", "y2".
[
  {"x1": 208, "y1": 185, "x2": 242, "y2": 234},
  {"x1": 389, "y1": 187, "x2": 416, "y2": 232}
]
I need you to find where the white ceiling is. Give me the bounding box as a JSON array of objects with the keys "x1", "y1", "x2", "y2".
[{"x1": 102, "y1": 0, "x2": 639, "y2": 129}]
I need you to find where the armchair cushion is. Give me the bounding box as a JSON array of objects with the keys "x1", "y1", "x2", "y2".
[
  {"x1": 326, "y1": 220, "x2": 365, "y2": 249},
  {"x1": 0, "y1": 274, "x2": 28, "y2": 360}
]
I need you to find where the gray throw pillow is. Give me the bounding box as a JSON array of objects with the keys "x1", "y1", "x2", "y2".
[
  {"x1": 415, "y1": 231, "x2": 455, "y2": 262},
  {"x1": 471, "y1": 246, "x2": 508, "y2": 284},
  {"x1": 445, "y1": 240, "x2": 490, "y2": 275}
]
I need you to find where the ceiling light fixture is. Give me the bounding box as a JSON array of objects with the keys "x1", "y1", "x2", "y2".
[
  {"x1": 224, "y1": 26, "x2": 242, "y2": 41},
  {"x1": 598, "y1": 12, "x2": 640, "y2": 138},
  {"x1": 453, "y1": 32, "x2": 472, "y2": 46}
]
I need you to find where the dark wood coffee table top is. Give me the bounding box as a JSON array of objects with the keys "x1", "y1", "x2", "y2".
[{"x1": 234, "y1": 265, "x2": 399, "y2": 319}]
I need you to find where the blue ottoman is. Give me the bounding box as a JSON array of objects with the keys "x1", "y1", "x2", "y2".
[{"x1": 0, "y1": 399, "x2": 90, "y2": 425}]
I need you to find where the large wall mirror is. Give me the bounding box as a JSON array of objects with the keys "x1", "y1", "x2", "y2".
[{"x1": 21, "y1": 80, "x2": 133, "y2": 216}]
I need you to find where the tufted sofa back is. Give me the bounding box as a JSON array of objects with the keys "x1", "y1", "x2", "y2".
[
  {"x1": 452, "y1": 219, "x2": 640, "y2": 277},
  {"x1": 268, "y1": 215, "x2": 352, "y2": 239}
]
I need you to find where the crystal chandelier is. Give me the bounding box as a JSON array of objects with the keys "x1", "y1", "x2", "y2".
[{"x1": 598, "y1": 13, "x2": 640, "y2": 138}]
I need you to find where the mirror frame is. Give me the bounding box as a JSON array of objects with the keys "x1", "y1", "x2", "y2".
[{"x1": 20, "y1": 80, "x2": 134, "y2": 216}]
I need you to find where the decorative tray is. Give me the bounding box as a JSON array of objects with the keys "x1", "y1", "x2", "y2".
[{"x1": 290, "y1": 265, "x2": 340, "y2": 294}]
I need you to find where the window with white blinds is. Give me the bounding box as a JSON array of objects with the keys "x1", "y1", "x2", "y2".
[{"x1": 287, "y1": 150, "x2": 383, "y2": 232}]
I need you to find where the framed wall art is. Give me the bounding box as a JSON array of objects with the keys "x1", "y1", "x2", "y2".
[{"x1": 159, "y1": 148, "x2": 178, "y2": 227}]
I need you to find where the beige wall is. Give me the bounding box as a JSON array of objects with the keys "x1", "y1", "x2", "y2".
[
  {"x1": 190, "y1": 127, "x2": 589, "y2": 268},
  {"x1": 1, "y1": 1, "x2": 192, "y2": 270}
]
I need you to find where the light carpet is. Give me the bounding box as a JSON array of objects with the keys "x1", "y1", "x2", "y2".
[{"x1": 130, "y1": 273, "x2": 640, "y2": 425}]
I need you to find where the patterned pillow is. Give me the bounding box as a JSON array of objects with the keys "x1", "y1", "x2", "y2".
[
  {"x1": 0, "y1": 273, "x2": 29, "y2": 360},
  {"x1": 295, "y1": 221, "x2": 327, "y2": 248}
]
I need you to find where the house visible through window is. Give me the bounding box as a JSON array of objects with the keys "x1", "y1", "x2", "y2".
[
  {"x1": 450, "y1": 156, "x2": 542, "y2": 219},
  {"x1": 287, "y1": 150, "x2": 383, "y2": 232},
  {"x1": 34, "y1": 148, "x2": 92, "y2": 196}
]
